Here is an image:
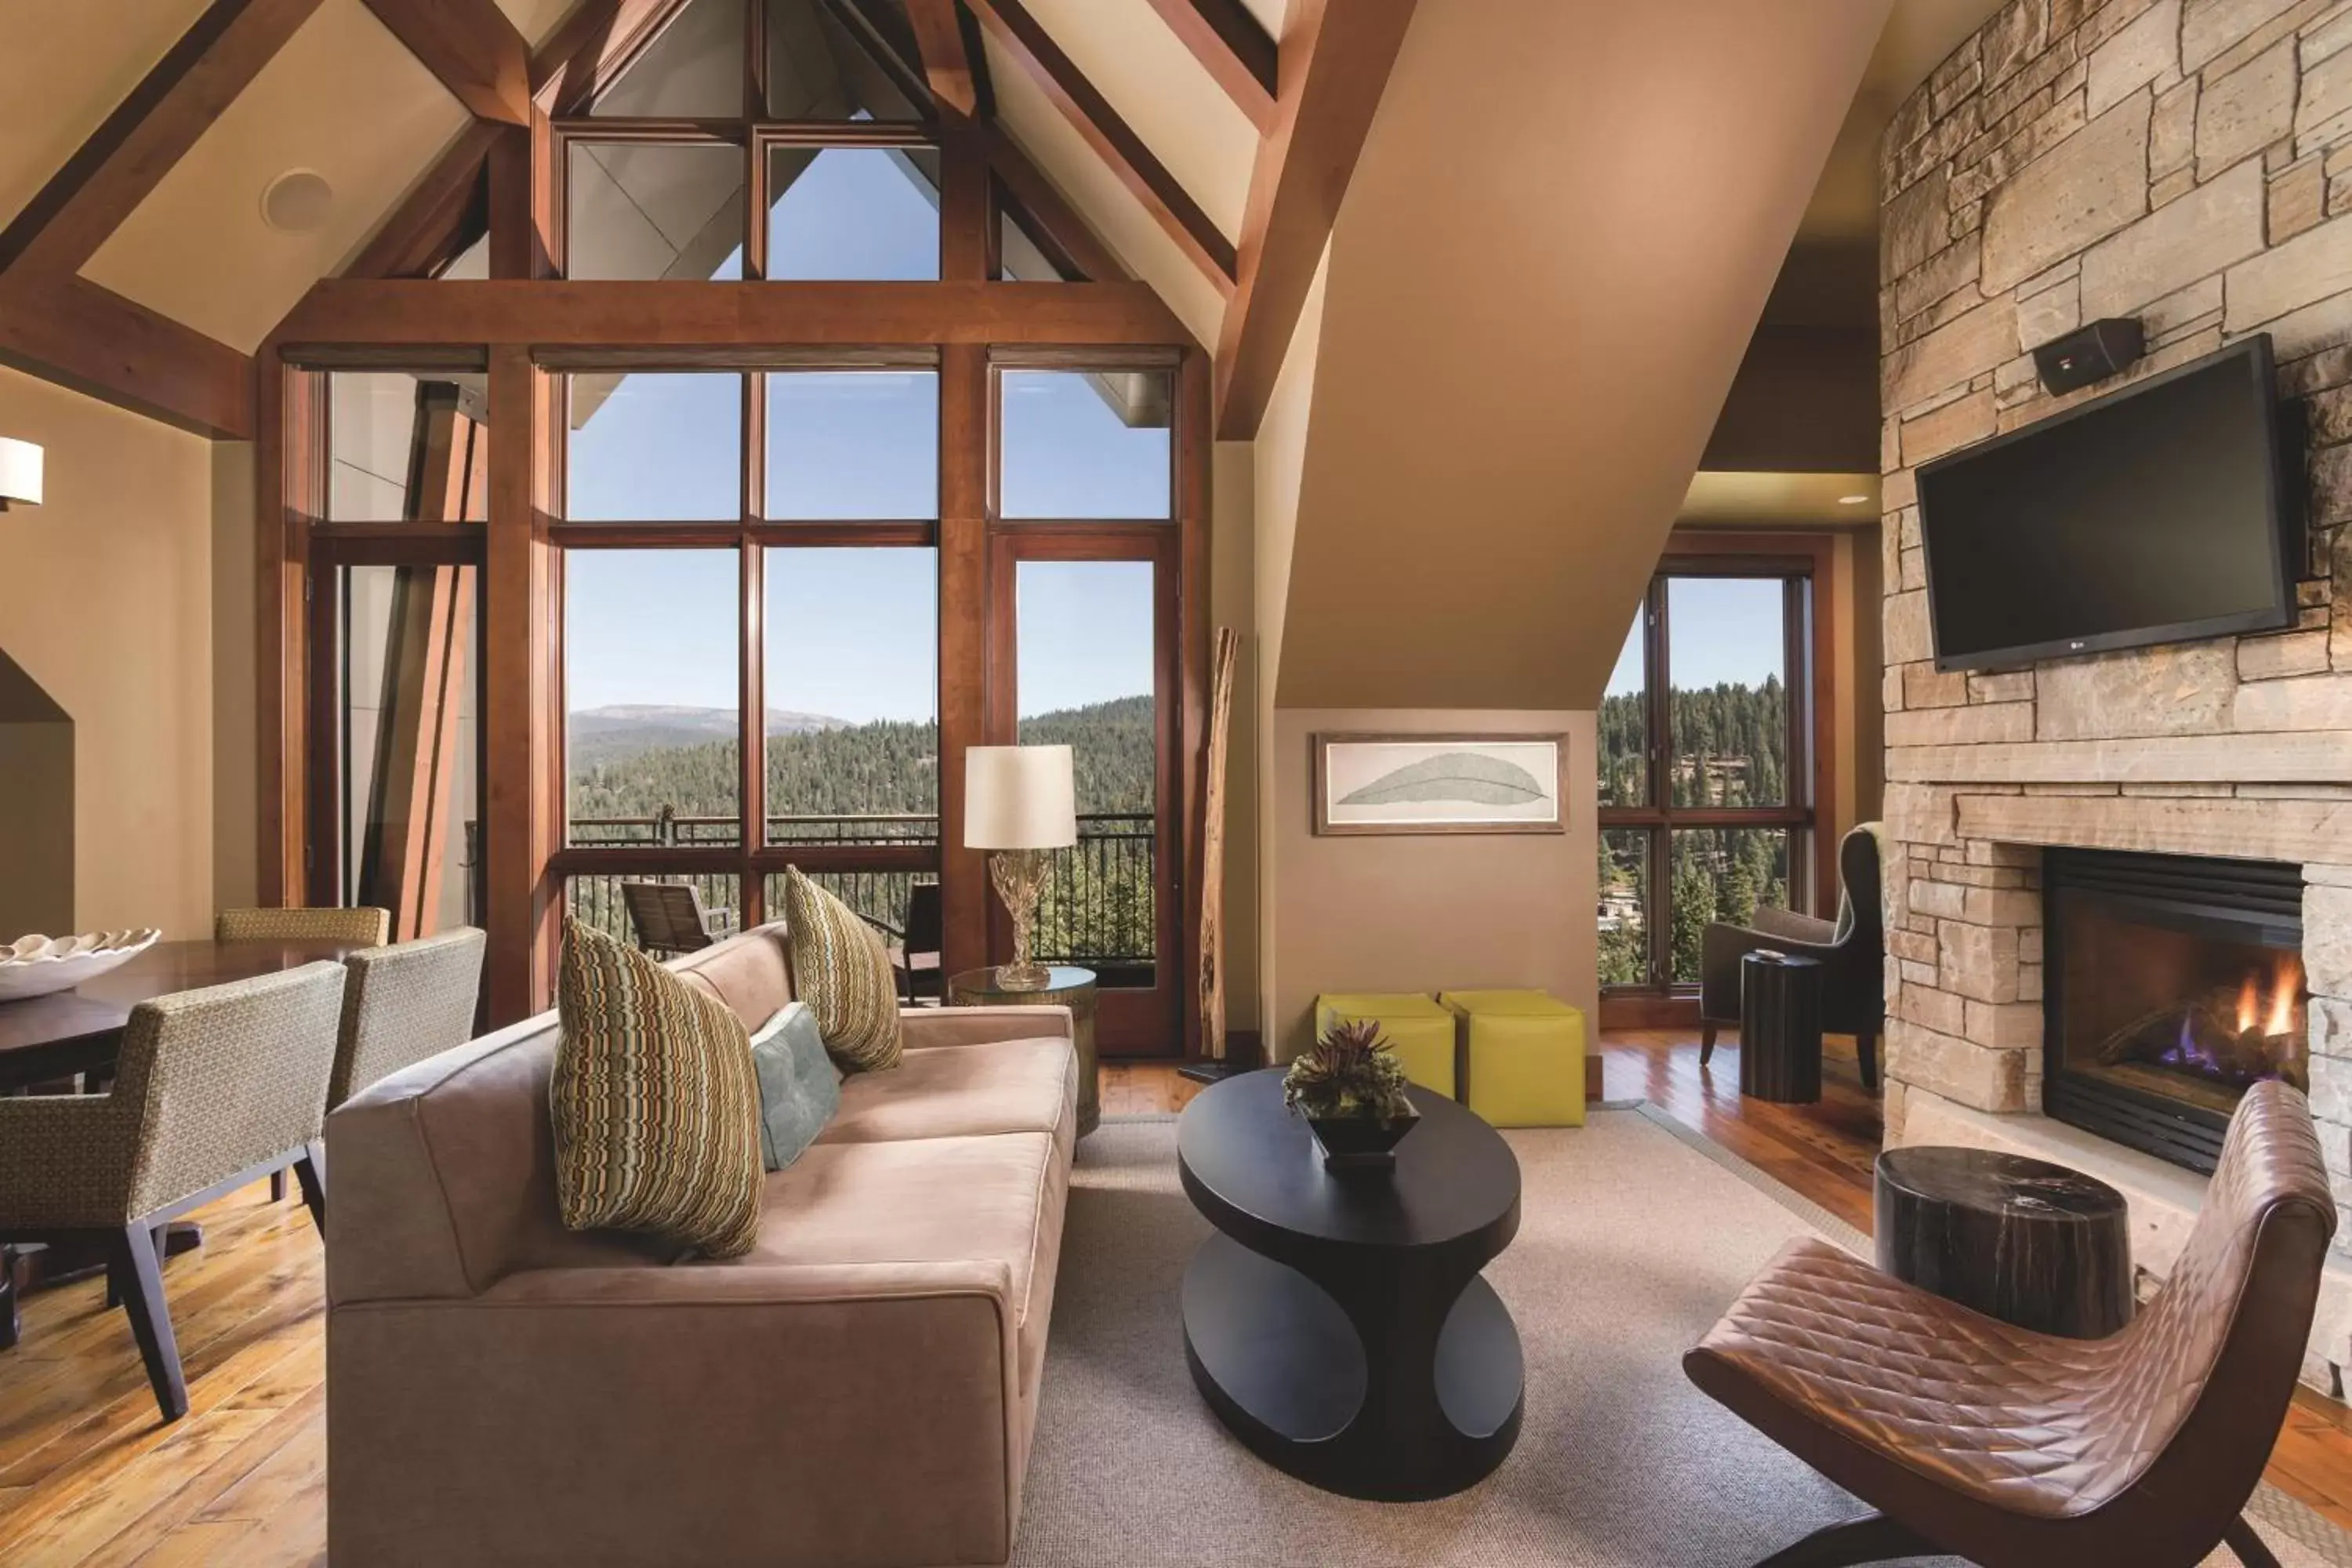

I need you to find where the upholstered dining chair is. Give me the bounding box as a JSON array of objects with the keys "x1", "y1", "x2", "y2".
[
  {"x1": 216, "y1": 904, "x2": 389, "y2": 1201},
  {"x1": 216, "y1": 906, "x2": 391, "y2": 946},
  {"x1": 329, "y1": 927, "x2": 485, "y2": 1115},
  {"x1": 1685, "y1": 1080, "x2": 2335, "y2": 1568},
  {"x1": 0, "y1": 963, "x2": 347, "y2": 1422},
  {"x1": 1697, "y1": 822, "x2": 1886, "y2": 1089}
]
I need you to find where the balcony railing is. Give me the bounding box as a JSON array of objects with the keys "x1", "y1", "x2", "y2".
[{"x1": 563, "y1": 811, "x2": 1157, "y2": 967}]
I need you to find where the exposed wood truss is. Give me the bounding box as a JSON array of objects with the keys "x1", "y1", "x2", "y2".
[
  {"x1": 0, "y1": 0, "x2": 328, "y2": 434},
  {"x1": 0, "y1": 276, "x2": 254, "y2": 438},
  {"x1": 361, "y1": 0, "x2": 532, "y2": 125},
  {"x1": 277, "y1": 279, "x2": 1192, "y2": 347},
  {"x1": 906, "y1": 0, "x2": 979, "y2": 118},
  {"x1": 1142, "y1": 0, "x2": 1276, "y2": 130},
  {"x1": 966, "y1": 0, "x2": 1237, "y2": 294},
  {"x1": 0, "y1": 0, "x2": 326, "y2": 278},
  {"x1": 1214, "y1": 0, "x2": 1417, "y2": 437},
  {"x1": 532, "y1": 0, "x2": 699, "y2": 114}
]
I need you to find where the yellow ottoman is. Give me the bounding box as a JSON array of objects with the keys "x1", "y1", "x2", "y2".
[
  {"x1": 1314, "y1": 993, "x2": 1457, "y2": 1099},
  {"x1": 1439, "y1": 989, "x2": 1588, "y2": 1128}
]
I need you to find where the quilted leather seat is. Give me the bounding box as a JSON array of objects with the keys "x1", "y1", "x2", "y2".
[{"x1": 1686, "y1": 1080, "x2": 2336, "y2": 1568}]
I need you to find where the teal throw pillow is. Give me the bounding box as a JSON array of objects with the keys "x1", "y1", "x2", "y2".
[{"x1": 749, "y1": 1002, "x2": 841, "y2": 1172}]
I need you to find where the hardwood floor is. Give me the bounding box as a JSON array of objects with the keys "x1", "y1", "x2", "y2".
[{"x1": 3, "y1": 1033, "x2": 2350, "y2": 1563}]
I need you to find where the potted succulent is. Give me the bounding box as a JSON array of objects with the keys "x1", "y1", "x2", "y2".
[{"x1": 1284, "y1": 1018, "x2": 1421, "y2": 1172}]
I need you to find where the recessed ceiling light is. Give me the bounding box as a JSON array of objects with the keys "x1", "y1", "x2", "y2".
[
  {"x1": 1837, "y1": 493, "x2": 1871, "y2": 505},
  {"x1": 261, "y1": 169, "x2": 334, "y2": 234}
]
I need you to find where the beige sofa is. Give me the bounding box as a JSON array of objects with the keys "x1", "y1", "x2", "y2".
[{"x1": 324, "y1": 927, "x2": 1078, "y2": 1568}]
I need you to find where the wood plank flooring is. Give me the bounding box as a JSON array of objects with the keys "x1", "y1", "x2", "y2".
[{"x1": 1, "y1": 1033, "x2": 2348, "y2": 1563}]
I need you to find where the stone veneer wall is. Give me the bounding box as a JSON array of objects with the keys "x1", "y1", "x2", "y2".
[{"x1": 1878, "y1": 0, "x2": 2352, "y2": 1241}]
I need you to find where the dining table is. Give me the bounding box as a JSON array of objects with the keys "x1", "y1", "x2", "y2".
[{"x1": 0, "y1": 937, "x2": 364, "y2": 1348}]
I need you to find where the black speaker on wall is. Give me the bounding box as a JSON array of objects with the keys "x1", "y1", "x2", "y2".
[{"x1": 2032, "y1": 318, "x2": 2146, "y2": 394}]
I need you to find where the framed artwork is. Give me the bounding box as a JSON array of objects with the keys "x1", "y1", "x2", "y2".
[{"x1": 1312, "y1": 733, "x2": 1568, "y2": 836}]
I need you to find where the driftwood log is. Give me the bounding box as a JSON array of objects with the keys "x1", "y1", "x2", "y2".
[{"x1": 1197, "y1": 627, "x2": 1240, "y2": 1065}]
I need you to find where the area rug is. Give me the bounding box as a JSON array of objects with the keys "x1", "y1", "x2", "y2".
[{"x1": 1009, "y1": 1107, "x2": 2352, "y2": 1568}]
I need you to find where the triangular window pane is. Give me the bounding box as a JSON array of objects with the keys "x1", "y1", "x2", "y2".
[
  {"x1": 766, "y1": 0, "x2": 927, "y2": 119},
  {"x1": 998, "y1": 201, "x2": 1075, "y2": 282},
  {"x1": 593, "y1": 0, "x2": 746, "y2": 118}
]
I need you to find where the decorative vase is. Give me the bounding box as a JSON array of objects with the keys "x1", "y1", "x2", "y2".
[{"x1": 1304, "y1": 1105, "x2": 1421, "y2": 1173}]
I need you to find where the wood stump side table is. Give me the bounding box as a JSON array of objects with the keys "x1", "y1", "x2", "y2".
[
  {"x1": 1739, "y1": 950, "x2": 1823, "y2": 1104},
  {"x1": 1875, "y1": 1145, "x2": 2134, "y2": 1340},
  {"x1": 946, "y1": 965, "x2": 1098, "y2": 1138}
]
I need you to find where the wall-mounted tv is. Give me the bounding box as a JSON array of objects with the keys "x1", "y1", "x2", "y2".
[{"x1": 1916, "y1": 336, "x2": 2301, "y2": 672}]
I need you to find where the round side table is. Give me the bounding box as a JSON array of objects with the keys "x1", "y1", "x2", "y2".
[
  {"x1": 1875, "y1": 1145, "x2": 2133, "y2": 1339},
  {"x1": 946, "y1": 965, "x2": 1098, "y2": 1138}
]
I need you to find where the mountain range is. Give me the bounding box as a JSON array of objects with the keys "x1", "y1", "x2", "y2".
[{"x1": 568, "y1": 704, "x2": 847, "y2": 769}]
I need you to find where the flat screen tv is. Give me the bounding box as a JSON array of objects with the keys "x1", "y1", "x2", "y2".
[{"x1": 1916, "y1": 335, "x2": 2300, "y2": 671}]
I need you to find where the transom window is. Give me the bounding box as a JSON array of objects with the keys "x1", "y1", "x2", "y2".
[{"x1": 561, "y1": 0, "x2": 941, "y2": 281}]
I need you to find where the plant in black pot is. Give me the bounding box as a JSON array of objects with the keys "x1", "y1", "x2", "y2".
[{"x1": 1284, "y1": 1018, "x2": 1421, "y2": 1172}]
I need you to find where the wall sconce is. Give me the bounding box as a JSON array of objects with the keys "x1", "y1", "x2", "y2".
[{"x1": 0, "y1": 437, "x2": 42, "y2": 512}]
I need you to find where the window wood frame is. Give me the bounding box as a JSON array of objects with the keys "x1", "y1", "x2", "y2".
[{"x1": 1596, "y1": 529, "x2": 1837, "y2": 1006}]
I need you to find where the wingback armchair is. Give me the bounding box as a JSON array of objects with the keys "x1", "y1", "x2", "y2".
[{"x1": 1699, "y1": 822, "x2": 1886, "y2": 1090}]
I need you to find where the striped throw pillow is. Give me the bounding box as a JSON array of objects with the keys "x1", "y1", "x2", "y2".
[
  {"x1": 551, "y1": 920, "x2": 764, "y2": 1259},
  {"x1": 780, "y1": 867, "x2": 903, "y2": 1073}
]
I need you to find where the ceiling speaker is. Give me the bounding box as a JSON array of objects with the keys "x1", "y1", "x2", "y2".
[{"x1": 261, "y1": 170, "x2": 334, "y2": 234}]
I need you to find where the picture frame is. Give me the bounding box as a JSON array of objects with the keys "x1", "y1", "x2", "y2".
[{"x1": 1311, "y1": 733, "x2": 1568, "y2": 837}]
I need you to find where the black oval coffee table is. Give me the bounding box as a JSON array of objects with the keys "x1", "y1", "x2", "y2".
[{"x1": 1176, "y1": 1069, "x2": 1523, "y2": 1501}]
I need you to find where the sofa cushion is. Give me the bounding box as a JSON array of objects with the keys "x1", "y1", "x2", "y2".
[
  {"x1": 731, "y1": 1132, "x2": 1063, "y2": 1373},
  {"x1": 550, "y1": 920, "x2": 764, "y2": 1260},
  {"x1": 672, "y1": 926, "x2": 793, "y2": 1028},
  {"x1": 780, "y1": 869, "x2": 902, "y2": 1073},
  {"x1": 817, "y1": 1038, "x2": 1073, "y2": 1146}
]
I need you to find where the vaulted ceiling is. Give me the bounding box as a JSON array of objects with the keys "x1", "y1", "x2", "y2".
[{"x1": 1, "y1": 0, "x2": 2009, "y2": 708}]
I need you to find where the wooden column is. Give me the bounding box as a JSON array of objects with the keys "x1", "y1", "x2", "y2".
[
  {"x1": 256, "y1": 354, "x2": 323, "y2": 907},
  {"x1": 938, "y1": 343, "x2": 989, "y2": 983},
  {"x1": 483, "y1": 345, "x2": 557, "y2": 1022}
]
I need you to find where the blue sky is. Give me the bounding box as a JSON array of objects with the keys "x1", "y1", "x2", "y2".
[
  {"x1": 1606, "y1": 575, "x2": 1786, "y2": 696},
  {"x1": 561, "y1": 147, "x2": 1167, "y2": 720}
]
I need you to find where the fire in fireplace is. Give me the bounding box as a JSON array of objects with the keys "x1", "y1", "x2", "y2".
[{"x1": 2045, "y1": 849, "x2": 2307, "y2": 1173}]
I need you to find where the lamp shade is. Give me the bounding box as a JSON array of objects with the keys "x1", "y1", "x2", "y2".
[
  {"x1": 964, "y1": 745, "x2": 1077, "y2": 850},
  {"x1": 0, "y1": 437, "x2": 41, "y2": 507}
]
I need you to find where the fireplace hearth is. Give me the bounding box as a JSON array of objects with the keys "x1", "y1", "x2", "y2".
[{"x1": 2044, "y1": 849, "x2": 2308, "y2": 1174}]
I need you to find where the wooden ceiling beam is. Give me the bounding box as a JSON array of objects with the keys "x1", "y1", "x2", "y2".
[
  {"x1": 0, "y1": 276, "x2": 253, "y2": 439},
  {"x1": 1214, "y1": 0, "x2": 1417, "y2": 438},
  {"x1": 965, "y1": 0, "x2": 1236, "y2": 294},
  {"x1": 362, "y1": 0, "x2": 533, "y2": 125},
  {"x1": 274, "y1": 279, "x2": 1192, "y2": 348},
  {"x1": 982, "y1": 125, "x2": 1127, "y2": 287},
  {"x1": 0, "y1": 0, "x2": 328, "y2": 278},
  {"x1": 346, "y1": 120, "x2": 502, "y2": 279},
  {"x1": 532, "y1": 0, "x2": 698, "y2": 115},
  {"x1": 906, "y1": 0, "x2": 978, "y2": 118},
  {"x1": 1141, "y1": 0, "x2": 1276, "y2": 130}
]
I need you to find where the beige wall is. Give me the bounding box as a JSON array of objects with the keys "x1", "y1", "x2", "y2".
[
  {"x1": 1266, "y1": 709, "x2": 1598, "y2": 1062},
  {"x1": 212, "y1": 442, "x2": 259, "y2": 912},
  {"x1": 0, "y1": 367, "x2": 219, "y2": 935},
  {"x1": 1250, "y1": 255, "x2": 1331, "y2": 1051},
  {"x1": 1276, "y1": 0, "x2": 1891, "y2": 710},
  {"x1": 1208, "y1": 440, "x2": 1259, "y2": 1033}
]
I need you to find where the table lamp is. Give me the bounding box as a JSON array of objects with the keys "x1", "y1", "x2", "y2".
[
  {"x1": 0, "y1": 437, "x2": 42, "y2": 512},
  {"x1": 965, "y1": 745, "x2": 1076, "y2": 991}
]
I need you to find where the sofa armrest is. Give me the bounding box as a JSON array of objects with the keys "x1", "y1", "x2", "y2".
[
  {"x1": 329, "y1": 1261, "x2": 1024, "y2": 1568},
  {"x1": 901, "y1": 1004, "x2": 1073, "y2": 1050}
]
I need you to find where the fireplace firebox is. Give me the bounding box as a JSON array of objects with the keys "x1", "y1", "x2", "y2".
[{"x1": 2043, "y1": 849, "x2": 2307, "y2": 1174}]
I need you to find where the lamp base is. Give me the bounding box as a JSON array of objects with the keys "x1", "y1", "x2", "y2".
[{"x1": 993, "y1": 961, "x2": 1052, "y2": 992}]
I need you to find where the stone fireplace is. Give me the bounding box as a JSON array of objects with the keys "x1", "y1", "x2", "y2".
[{"x1": 1878, "y1": 0, "x2": 2352, "y2": 1385}]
